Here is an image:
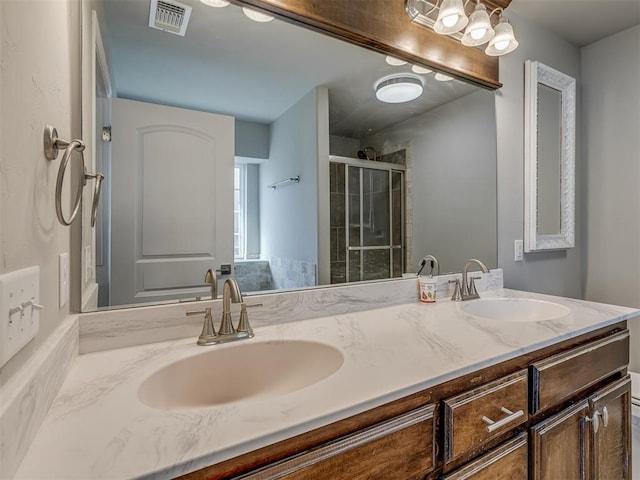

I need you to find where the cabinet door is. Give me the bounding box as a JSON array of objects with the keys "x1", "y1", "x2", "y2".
[
  {"x1": 588, "y1": 376, "x2": 631, "y2": 480},
  {"x1": 442, "y1": 433, "x2": 528, "y2": 480},
  {"x1": 530, "y1": 400, "x2": 589, "y2": 480}
]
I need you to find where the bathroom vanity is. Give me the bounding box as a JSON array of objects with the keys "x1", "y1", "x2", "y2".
[
  {"x1": 14, "y1": 287, "x2": 637, "y2": 479},
  {"x1": 181, "y1": 322, "x2": 630, "y2": 479}
]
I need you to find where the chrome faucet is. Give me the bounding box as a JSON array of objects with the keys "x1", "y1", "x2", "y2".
[
  {"x1": 186, "y1": 278, "x2": 256, "y2": 346},
  {"x1": 450, "y1": 258, "x2": 490, "y2": 301}
]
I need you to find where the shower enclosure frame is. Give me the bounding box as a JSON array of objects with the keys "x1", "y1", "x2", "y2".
[{"x1": 329, "y1": 155, "x2": 406, "y2": 284}]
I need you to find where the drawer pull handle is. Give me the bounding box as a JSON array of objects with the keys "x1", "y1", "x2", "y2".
[
  {"x1": 601, "y1": 406, "x2": 609, "y2": 427},
  {"x1": 482, "y1": 407, "x2": 524, "y2": 433}
]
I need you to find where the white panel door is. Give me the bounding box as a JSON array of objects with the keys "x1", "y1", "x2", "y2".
[{"x1": 110, "y1": 98, "x2": 234, "y2": 306}]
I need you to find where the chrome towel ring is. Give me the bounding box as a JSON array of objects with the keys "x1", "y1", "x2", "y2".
[{"x1": 44, "y1": 126, "x2": 104, "y2": 227}]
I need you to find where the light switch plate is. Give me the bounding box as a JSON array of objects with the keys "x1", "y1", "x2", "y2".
[
  {"x1": 514, "y1": 239, "x2": 524, "y2": 262},
  {"x1": 0, "y1": 266, "x2": 40, "y2": 368},
  {"x1": 59, "y1": 252, "x2": 69, "y2": 308}
]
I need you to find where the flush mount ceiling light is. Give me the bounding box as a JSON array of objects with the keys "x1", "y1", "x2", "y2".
[
  {"x1": 375, "y1": 74, "x2": 424, "y2": 103},
  {"x1": 434, "y1": 0, "x2": 468, "y2": 35},
  {"x1": 200, "y1": 0, "x2": 229, "y2": 6},
  {"x1": 242, "y1": 7, "x2": 274, "y2": 22},
  {"x1": 412, "y1": 65, "x2": 433, "y2": 74},
  {"x1": 434, "y1": 72, "x2": 454, "y2": 81},
  {"x1": 406, "y1": 0, "x2": 518, "y2": 56},
  {"x1": 461, "y1": 1, "x2": 494, "y2": 46},
  {"x1": 385, "y1": 55, "x2": 408, "y2": 66}
]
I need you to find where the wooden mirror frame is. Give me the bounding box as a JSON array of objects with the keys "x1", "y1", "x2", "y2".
[{"x1": 233, "y1": 0, "x2": 511, "y2": 89}]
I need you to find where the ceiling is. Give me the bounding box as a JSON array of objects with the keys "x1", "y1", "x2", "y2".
[
  {"x1": 101, "y1": 0, "x2": 639, "y2": 138},
  {"x1": 100, "y1": 0, "x2": 477, "y2": 139},
  {"x1": 510, "y1": 0, "x2": 640, "y2": 47}
]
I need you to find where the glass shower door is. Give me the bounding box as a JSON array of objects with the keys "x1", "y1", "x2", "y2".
[{"x1": 330, "y1": 161, "x2": 403, "y2": 284}]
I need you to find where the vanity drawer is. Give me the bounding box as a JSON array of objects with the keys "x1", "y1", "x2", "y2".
[
  {"x1": 441, "y1": 433, "x2": 528, "y2": 480},
  {"x1": 240, "y1": 404, "x2": 435, "y2": 480},
  {"x1": 443, "y1": 370, "x2": 528, "y2": 462},
  {"x1": 530, "y1": 330, "x2": 629, "y2": 414}
]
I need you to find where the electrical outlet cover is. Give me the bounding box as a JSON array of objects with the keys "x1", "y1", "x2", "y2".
[{"x1": 0, "y1": 266, "x2": 40, "y2": 368}]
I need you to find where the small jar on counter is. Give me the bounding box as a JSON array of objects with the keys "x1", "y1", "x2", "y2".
[{"x1": 419, "y1": 276, "x2": 437, "y2": 303}]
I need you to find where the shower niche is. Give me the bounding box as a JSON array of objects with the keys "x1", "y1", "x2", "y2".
[{"x1": 329, "y1": 153, "x2": 406, "y2": 284}]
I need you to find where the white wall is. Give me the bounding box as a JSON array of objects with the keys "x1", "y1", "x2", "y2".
[
  {"x1": 581, "y1": 25, "x2": 640, "y2": 368},
  {"x1": 0, "y1": 0, "x2": 80, "y2": 386},
  {"x1": 495, "y1": 11, "x2": 583, "y2": 298},
  {"x1": 366, "y1": 90, "x2": 497, "y2": 274},
  {"x1": 260, "y1": 88, "x2": 322, "y2": 265}
]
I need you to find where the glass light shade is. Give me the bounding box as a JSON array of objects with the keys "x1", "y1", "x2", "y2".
[
  {"x1": 461, "y1": 4, "x2": 495, "y2": 46},
  {"x1": 200, "y1": 0, "x2": 230, "y2": 6},
  {"x1": 375, "y1": 76, "x2": 423, "y2": 103},
  {"x1": 434, "y1": 72, "x2": 454, "y2": 82},
  {"x1": 242, "y1": 7, "x2": 274, "y2": 22},
  {"x1": 412, "y1": 65, "x2": 432, "y2": 74},
  {"x1": 434, "y1": 0, "x2": 468, "y2": 35},
  {"x1": 385, "y1": 56, "x2": 408, "y2": 66},
  {"x1": 485, "y1": 18, "x2": 519, "y2": 56}
]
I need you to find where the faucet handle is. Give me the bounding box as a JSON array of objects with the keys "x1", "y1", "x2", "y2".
[
  {"x1": 238, "y1": 303, "x2": 263, "y2": 332},
  {"x1": 449, "y1": 279, "x2": 462, "y2": 302},
  {"x1": 237, "y1": 304, "x2": 253, "y2": 335},
  {"x1": 187, "y1": 308, "x2": 218, "y2": 345}
]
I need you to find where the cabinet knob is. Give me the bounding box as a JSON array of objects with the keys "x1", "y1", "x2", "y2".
[
  {"x1": 601, "y1": 406, "x2": 609, "y2": 428},
  {"x1": 586, "y1": 410, "x2": 601, "y2": 434}
]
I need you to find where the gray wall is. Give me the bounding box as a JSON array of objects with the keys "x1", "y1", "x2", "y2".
[
  {"x1": 245, "y1": 163, "x2": 261, "y2": 258},
  {"x1": 581, "y1": 25, "x2": 640, "y2": 368},
  {"x1": 260, "y1": 88, "x2": 320, "y2": 265},
  {"x1": 495, "y1": 11, "x2": 583, "y2": 298},
  {"x1": 366, "y1": 90, "x2": 497, "y2": 274},
  {"x1": 0, "y1": 0, "x2": 81, "y2": 386},
  {"x1": 582, "y1": 25, "x2": 640, "y2": 307},
  {"x1": 235, "y1": 119, "x2": 270, "y2": 159}
]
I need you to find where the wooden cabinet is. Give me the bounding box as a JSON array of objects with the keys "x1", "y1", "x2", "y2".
[
  {"x1": 530, "y1": 331, "x2": 629, "y2": 414},
  {"x1": 179, "y1": 322, "x2": 630, "y2": 480},
  {"x1": 588, "y1": 377, "x2": 631, "y2": 479},
  {"x1": 443, "y1": 370, "x2": 528, "y2": 462},
  {"x1": 442, "y1": 433, "x2": 528, "y2": 480},
  {"x1": 530, "y1": 400, "x2": 590, "y2": 479},
  {"x1": 238, "y1": 404, "x2": 435, "y2": 480},
  {"x1": 530, "y1": 376, "x2": 631, "y2": 480}
]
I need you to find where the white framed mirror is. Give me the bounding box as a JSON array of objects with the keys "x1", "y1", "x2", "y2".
[{"x1": 524, "y1": 60, "x2": 576, "y2": 252}]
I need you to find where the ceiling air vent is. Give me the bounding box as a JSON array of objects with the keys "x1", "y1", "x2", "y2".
[{"x1": 148, "y1": 0, "x2": 192, "y2": 36}]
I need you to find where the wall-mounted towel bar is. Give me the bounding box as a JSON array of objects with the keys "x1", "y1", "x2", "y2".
[
  {"x1": 44, "y1": 126, "x2": 104, "y2": 227},
  {"x1": 268, "y1": 176, "x2": 300, "y2": 190}
]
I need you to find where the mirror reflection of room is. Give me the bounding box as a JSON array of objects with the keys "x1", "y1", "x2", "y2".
[{"x1": 88, "y1": 0, "x2": 497, "y2": 311}]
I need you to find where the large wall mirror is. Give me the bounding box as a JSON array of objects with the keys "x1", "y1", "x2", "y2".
[
  {"x1": 524, "y1": 60, "x2": 576, "y2": 252},
  {"x1": 80, "y1": 0, "x2": 498, "y2": 312}
]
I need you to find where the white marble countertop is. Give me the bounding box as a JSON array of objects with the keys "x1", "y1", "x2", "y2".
[{"x1": 16, "y1": 289, "x2": 639, "y2": 479}]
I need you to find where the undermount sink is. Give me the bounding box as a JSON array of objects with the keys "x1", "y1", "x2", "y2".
[
  {"x1": 461, "y1": 298, "x2": 570, "y2": 322},
  {"x1": 138, "y1": 341, "x2": 344, "y2": 410}
]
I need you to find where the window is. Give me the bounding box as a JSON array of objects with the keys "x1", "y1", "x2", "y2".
[{"x1": 234, "y1": 164, "x2": 246, "y2": 259}]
